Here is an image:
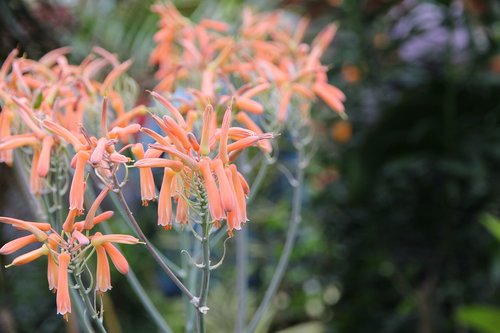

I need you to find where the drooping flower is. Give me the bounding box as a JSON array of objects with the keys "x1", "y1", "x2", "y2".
[
  {"x1": 132, "y1": 143, "x2": 157, "y2": 205},
  {"x1": 90, "y1": 232, "x2": 140, "y2": 293},
  {"x1": 69, "y1": 150, "x2": 90, "y2": 214},
  {"x1": 95, "y1": 244, "x2": 112, "y2": 293},
  {"x1": 56, "y1": 252, "x2": 72, "y2": 318}
]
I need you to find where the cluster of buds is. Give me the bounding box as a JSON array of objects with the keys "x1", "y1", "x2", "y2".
[{"x1": 150, "y1": 2, "x2": 346, "y2": 126}]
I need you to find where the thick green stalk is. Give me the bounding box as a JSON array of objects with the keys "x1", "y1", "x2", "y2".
[
  {"x1": 196, "y1": 213, "x2": 211, "y2": 333},
  {"x1": 73, "y1": 272, "x2": 107, "y2": 333},
  {"x1": 70, "y1": 288, "x2": 94, "y2": 333}
]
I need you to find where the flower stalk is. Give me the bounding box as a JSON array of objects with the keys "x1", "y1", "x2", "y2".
[
  {"x1": 196, "y1": 211, "x2": 212, "y2": 333},
  {"x1": 73, "y1": 271, "x2": 107, "y2": 333},
  {"x1": 111, "y1": 175, "x2": 199, "y2": 309}
]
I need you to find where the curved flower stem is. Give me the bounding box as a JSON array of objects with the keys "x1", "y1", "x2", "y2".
[
  {"x1": 235, "y1": 158, "x2": 271, "y2": 333},
  {"x1": 246, "y1": 145, "x2": 306, "y2": 333},
  {"x1": 84, "y1": 182, "x2": 174, "y2": 333},
  {"x1": 111, "y1": 176, "x2": 199, "y2": 309},
  {"x1": 196, "y1": 213, "x2": 211, "y2": 333},
  {"x1": 70, "y1": 288, "x2": 94, "y2": 333},
  {"x1": 107, "y1": 188, "x2": 185, "y2": 277},
  {"x1": 73, "y1": 272, "x2": 107, "y2": 333}
]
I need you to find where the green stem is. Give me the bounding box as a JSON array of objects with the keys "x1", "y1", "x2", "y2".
[
  {"x1": 187, "y1": 239, "x2": 201, "y2": 333},
  {"x1": 108, "y1": 186, "x2": 185, "y2": 277},
  {"x1": 246, "y1": 146, "x2": 306, "y2": 333},
  {"x1": 85, "y1": 182, "x2": 174, "y2": 333},
  {"x1": 112, "y1": 177, "x2": 198, "y2": 308},
  {"x1": 70, "y1": 288, "x2": 94, "y2": 333},
  {"x1": 182, "y1": 230, "x2": 196, "y2": 333},
  {"x1": 196, "y1": 213, "x2": 211, "y2": 333},
  {"x1": 73, "y1": 272, "x2": 107, "y2": 333}
]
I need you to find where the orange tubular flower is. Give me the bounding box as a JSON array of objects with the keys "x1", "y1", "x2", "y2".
[
  {"x1": 91, "y1": 233, "x2": 141, "y2": 246},
  {"x1": 93, "y1": 211, "x2": 114, "y2": 224},
  {"x1": 312, "y1": 80, "x2": 346, "y2": 115},
  {"x1": 90, "y1": 231, "x2": 139, "y2": 292},
  {"x1": 200, "y1": 104, "x2": 214, "y2": 155},
  {"x1": 0, "y1": 134, "x2": 38, "y2": 151},
  {"x1": 199, "y1": 158, "x2": 224, "y2": 221},
  {"x1": 235, "y1": 97, "x2": 264, "y2": 115},
  {"x1": 30, "y1": 147, "x2": 42, "y2": 195},
  {"x1": 163, "y1": 116, "x2": 191, "y2": 150},
  {"x1": 5, "y1": 244, "x2": 49, "y2": 267},
  {"x1": 235, "y1": 112, "x2": 272, "y2": 153},
  {"x1": 158, "y1": 168, "x2": 176, "y2": 227},
  {"x1": 108, "y1": 124, "x2": 141, "y2": 140},
  {"x1": 69, "y1": 150, "x2": 90, "y2": 214},
  {"x1": 218, "y1": 107, "x2": 231, "y2": 164},
  {"x1": 90, "y1": 137, "x2": 107, "y2": 165},
  {"x1": 135, "y1": 158, "x2": 183, "y2": 171},
  {"x1": 47, "y1": 234, "x2": 59, "y2": 292},
  {"x1": 102, "y1": 242, "x2": 129, "y2": 274},
  {"x1": 0, "y1": 217, "x2": 49, "y2": 241},
  {"x1": 62, "y1": 209, "x2": 77, "y2": 233},
  {"x1": 42, "y1": 119, "x2": 83, "y2": 152},
  {"x1": 230, "y1": 164, "x2": 248, "y2": 223},
  {"x1": 56, "y1": 252, "x2": 71, "y2": 318},
  {"x1": 212, "y1": 159, "x2": 235, "y2": 213},
  {"x1": 226, "y1": 133, "x2": 274, "y2": 155},
  {"x1": 0, "y1": 234, "x2": 38, "y2": 255},
  {"x1": 225, "y1": 167, "x2": 241, "y2": 234},
  {"x1": 0, "y1": 107, "x2": 14, "y2": 166},
  {"x1": 176, "y1": 196, "x2": 189, "y2": 224},
  {"x1": 72, "y1": 230, "x2": 90, "y2": 245},
  {"x1": 83, "y1": 186, "x2": 110, "y2": 230},
  {"x1": 95, "y1": 244, "x2": 112, "y2": 293},
  {"x1": 37, "y1": 136, "x2": 54, "y2": 177},
  {"x1": 132, "y1": 143, "x2": 157, "y2": 205}
]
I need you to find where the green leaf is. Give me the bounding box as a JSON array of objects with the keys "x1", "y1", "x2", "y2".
[
  {"x1": 481, "y1": 214, "x2": 500, "y2": 242},
  {"x1": 456, "y1": 305, "x2": 500, "y2": 333}
]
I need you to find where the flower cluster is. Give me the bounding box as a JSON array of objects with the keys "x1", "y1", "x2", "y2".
[
  {"x1": 0, "y1": 47, "x2": 145, "y2": 195},
  {"x1": 150, "y1": 3, "x2": 346, "y2": 126},
  {"x1": 0, "y1": 0, "x2": 345, "y2": 324},
  {"x1": 0, "y1": 44, "x2": 272, "y2": 318},
  {"x1": 0, "y1": 48, "x2": 144, "y2": 318},
  {"x1": 135, "y1": 95, "x2": 273, "y2": 234},
  {"x1": 0, "y1": 199, "x2": 140, "y2": 319}
]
